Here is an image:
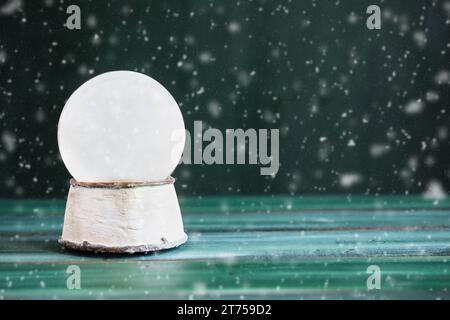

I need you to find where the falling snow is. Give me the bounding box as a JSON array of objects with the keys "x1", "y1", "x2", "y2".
[{"x1": 0, "y1": 0, "x2": 449, "y2": 199}]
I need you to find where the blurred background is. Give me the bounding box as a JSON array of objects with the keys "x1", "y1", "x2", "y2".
[{"x1": 0, "y1": 0, "x2": 449, "y2": 199}]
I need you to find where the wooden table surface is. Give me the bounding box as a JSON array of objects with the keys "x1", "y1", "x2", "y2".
[{"x1": 1, "y1": 196, "x2": 450, "y2": 299}]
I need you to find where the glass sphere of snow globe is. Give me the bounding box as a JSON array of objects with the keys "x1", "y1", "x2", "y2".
[{"x1": 58, "y1": 70, "x2": 185, "y2": 182}]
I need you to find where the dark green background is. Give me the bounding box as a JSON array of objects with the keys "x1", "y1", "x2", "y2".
[{"x1": 0, "y1": 0, "x2": 449, "y2": 198}]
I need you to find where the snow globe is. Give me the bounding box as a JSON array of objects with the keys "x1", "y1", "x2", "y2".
[{"x1": 57, "y1": 70, "x2": 187, "y2": 253}]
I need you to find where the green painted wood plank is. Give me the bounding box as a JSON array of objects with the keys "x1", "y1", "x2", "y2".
[
  {"x1": 2, "y1": 229, "x2": 450, "y2": 263},
  {"x1": 0, "y1": 195, "x2": 449, "y2": 215},
  {"x1": 2, "y1": 210, "x2": 450, "y2": 234},
  {"x1": 1, "y1": 257, "x2": 449, "y2": 299},
  {"x1": 178, "y1": 196, "x2": 450, "y2": 212},
  {"x1": 1, "y1": 198, "x2": 450, "y2": 299}
]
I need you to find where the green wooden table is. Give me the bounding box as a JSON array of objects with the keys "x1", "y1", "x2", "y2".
[{"x1": 1, "y1": 196, "x2": 450, "y2": 299}]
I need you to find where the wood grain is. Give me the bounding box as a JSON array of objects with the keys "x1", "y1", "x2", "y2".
[{"x1": 1, "y1": 196, "x2": 449, "y2": 299}]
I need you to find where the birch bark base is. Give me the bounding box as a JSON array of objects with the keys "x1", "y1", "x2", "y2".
[{"x1": 59, "y1": 178, "x2": 187, "y2": 253}]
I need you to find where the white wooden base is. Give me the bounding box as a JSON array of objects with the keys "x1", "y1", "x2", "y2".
[{"x1": 59, "y1": 177, "x2": 187, "y2": 253}]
